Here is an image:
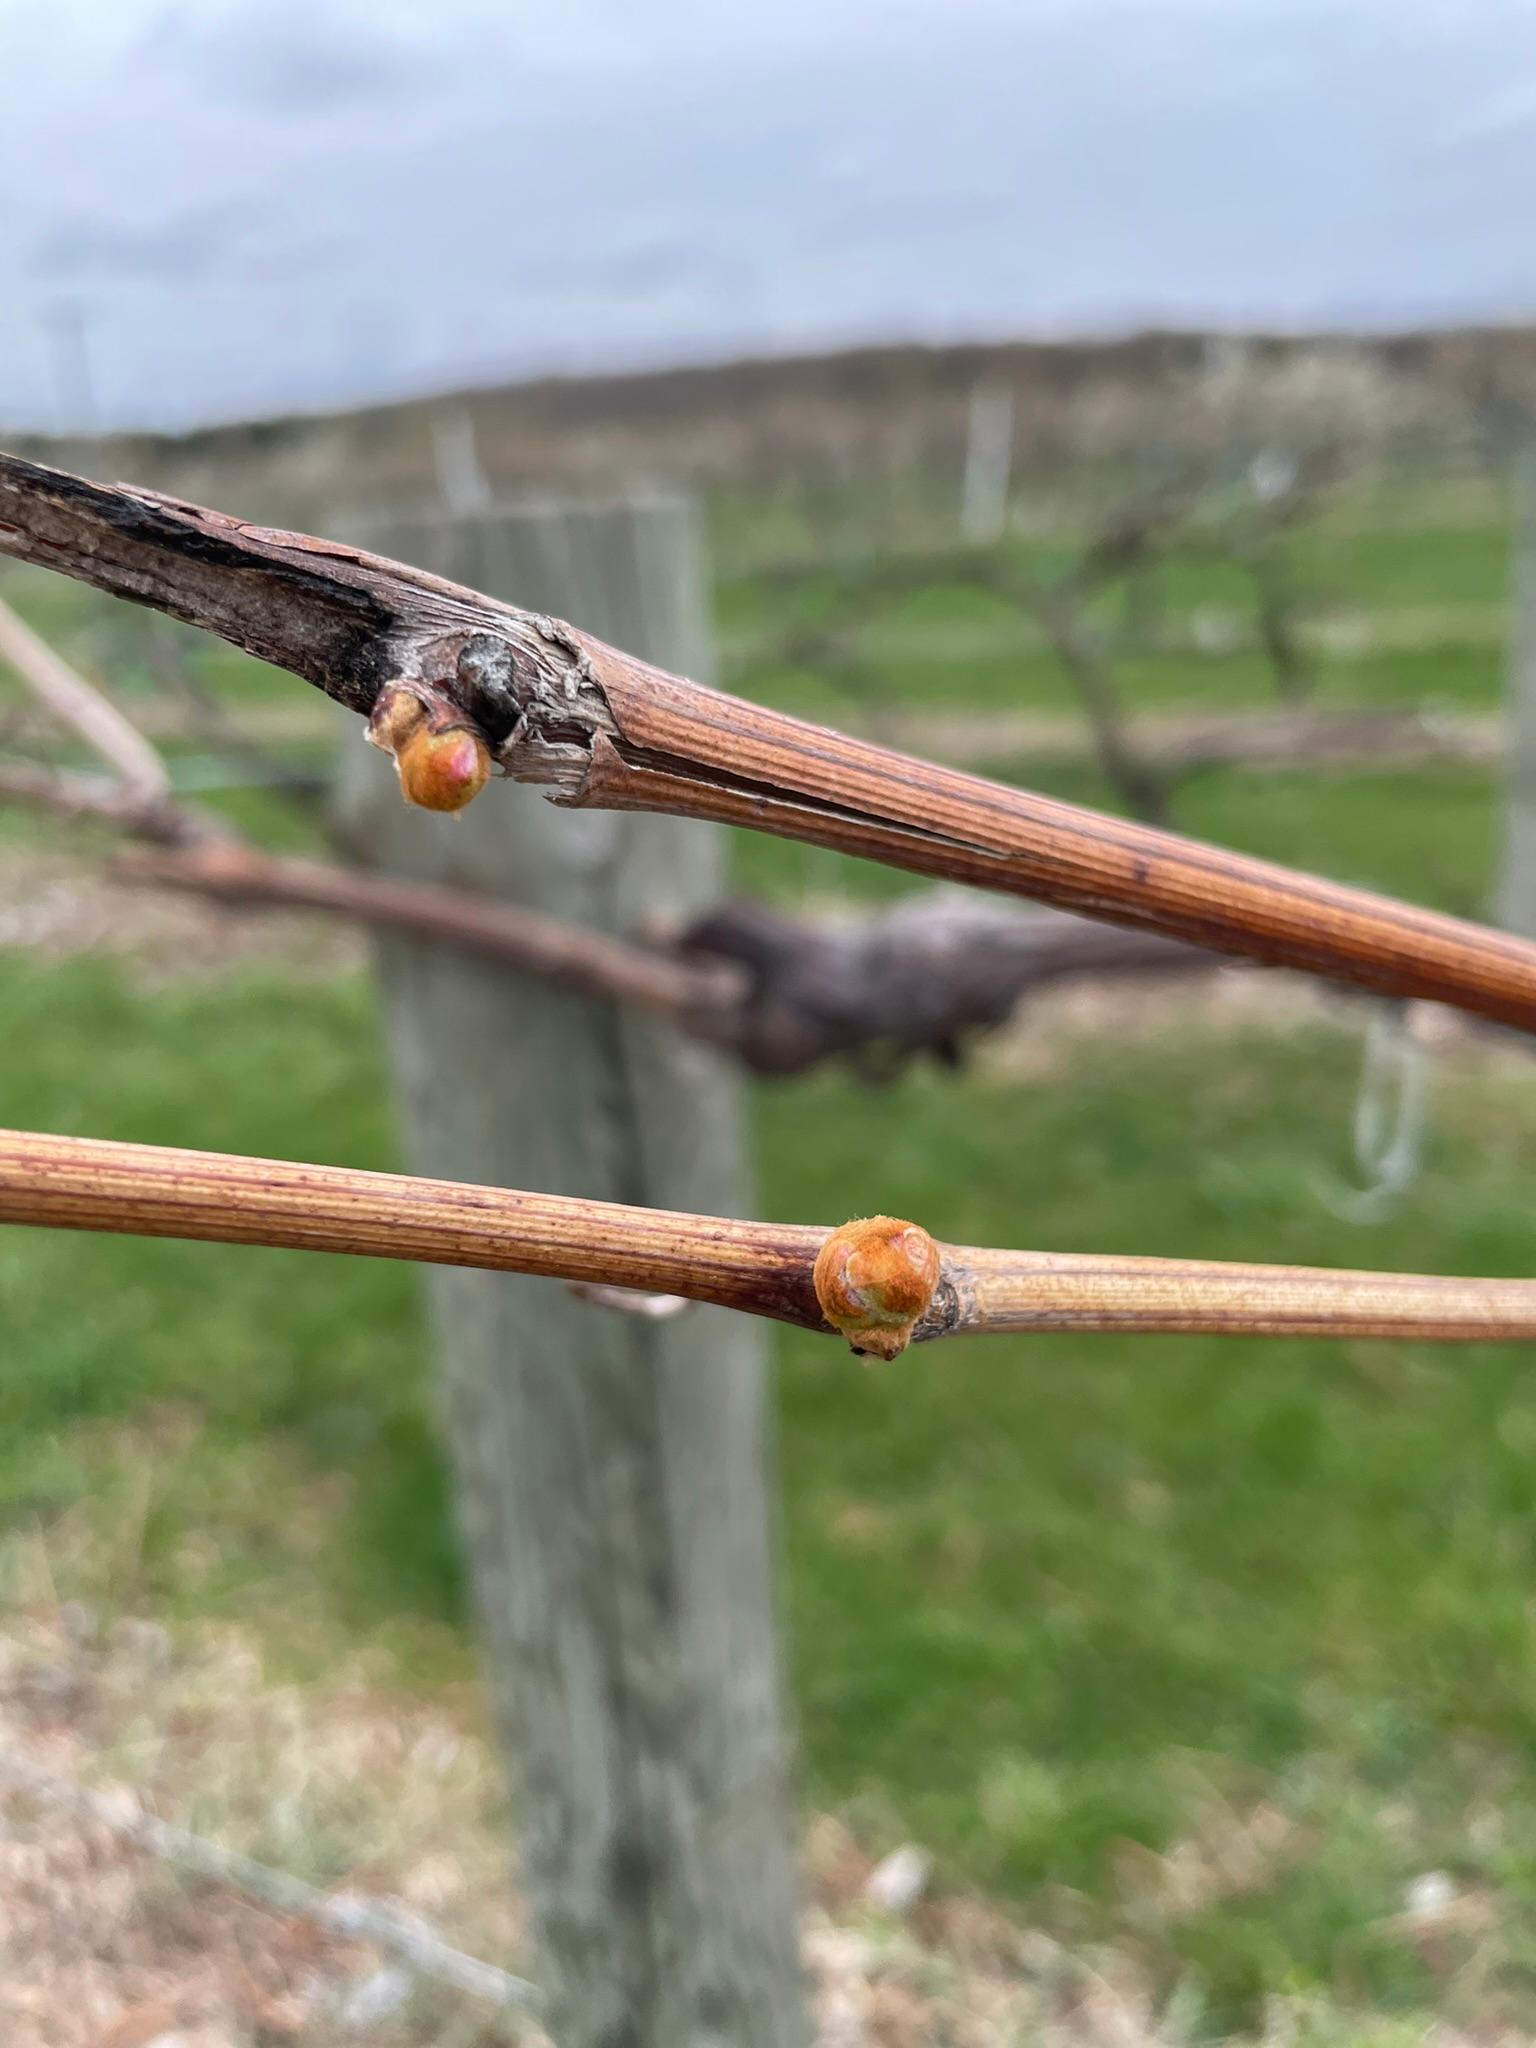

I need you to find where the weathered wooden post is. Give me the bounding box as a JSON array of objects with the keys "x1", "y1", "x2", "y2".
[
  {"x1": 1497, "y1": 439, "x2": 1536, "y2": 937},
  {"x1": 961, "y1": 380, "x2": 1014, "y2": 544},
  {"x1": 333, "y1": 494, "x2": 806, "y2": 2047}
]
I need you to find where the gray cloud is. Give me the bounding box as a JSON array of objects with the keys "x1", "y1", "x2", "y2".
[
  {"x1": 4, "y1": 0, "x2": 1536, "y2": 429},
  {"x1": 132, "y1": 0, "x2": 457, "y2": 116},
  {"x1": 28, "y1": 199, "x2": 262, "y2": 284}
]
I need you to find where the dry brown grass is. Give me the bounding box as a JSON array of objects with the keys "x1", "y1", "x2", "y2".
[
  {"x1": 4, "y1": 1496, "x2": 1523, "y2": 2048},
  {"x1": 0, "y1": 1559, "x2": 1199, "y2": 2048}
]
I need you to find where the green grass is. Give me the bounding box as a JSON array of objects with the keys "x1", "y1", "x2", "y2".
[
  {"x1": 768, "y1": 1037, "x2": 1536, "y2": 1916},
  {"x1": 713, "y1": 473, "x2": 1514, "y2": 727},
  {"x1": 720, "y1": 619, "x2": 1509, "y2": 726},
  {"x1": 6, "y1": 947, "x2": 1536, "y2": 2029},
  {"x1": 1297, "y1": 509, "x2": 1512, "y2": 613}
]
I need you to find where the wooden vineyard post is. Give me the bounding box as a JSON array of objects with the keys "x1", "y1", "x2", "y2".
[
  {"x1": 961, "y1": 379, "x2": 1014, "y2": 544},
  {"x1": 333, "y1": 493, "x2": 806, "y2": 2047}
]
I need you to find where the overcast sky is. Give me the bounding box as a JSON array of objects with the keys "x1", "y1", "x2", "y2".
[{"x1": 6, "y1": 0, "x2": 1536, "y2": 431}]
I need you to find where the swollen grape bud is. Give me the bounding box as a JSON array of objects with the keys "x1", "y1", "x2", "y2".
[
  {"x1": 367, "y1": 682, "x2": 492, "y2": 816},
  {"x1": 813, "y1": 1215, "x2": 941, "y2": 1361}
]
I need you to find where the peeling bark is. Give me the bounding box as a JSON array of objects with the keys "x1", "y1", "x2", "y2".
[{"x1": 7, "y1": 451, "x2": 1536, "y2": 1033}]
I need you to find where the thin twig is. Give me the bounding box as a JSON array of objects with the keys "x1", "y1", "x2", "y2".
[
  {"x1": 6, "y1": 1125, "x2": 1536, "y2": 1345},
  {"x1": 123, "y1": 839, "x2": 738, "y2": 1026},
  {"x1": 1016, "y1": 584, "x2": 1170, "y2": 822},
  {"x1": 0, "y1": 592, "x2": 171, "y2": 805},
  {"x1": 0, "y1": 756, "x2": 167, "y2": 832},
  {"x1": 5, "y1": 452, "x2": 1534, "y2": 1031},
  {"x1": 0, "y1": 732, "x2": 739, "y2": 1024},
  {"x1": 1, "y1": 740, "x2": 1215, "y2": 1076},
  {"x1": 0, "y1": 1750, "x2": 540, "y2": 2012},
  {"x1": 0, "y1": 743, "x2": 221, "y2": 848}
]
